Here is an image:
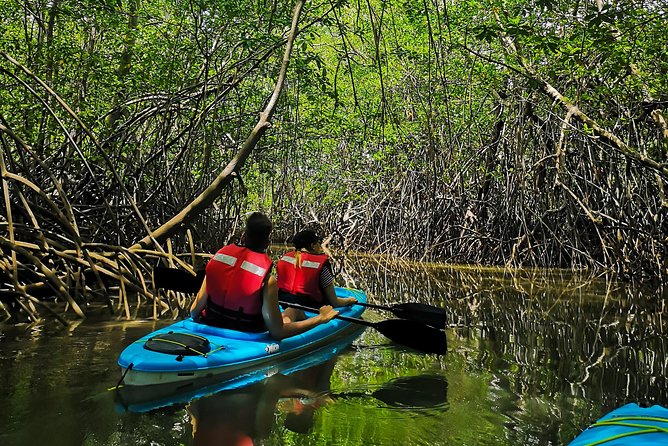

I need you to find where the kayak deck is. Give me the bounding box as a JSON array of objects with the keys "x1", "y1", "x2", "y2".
[
  {"x1": 568, "y1": 403, "x2": 668, "y2": 445},
  {"x1": 118, "y1": 287, "x2": 367, "y2": 386}
]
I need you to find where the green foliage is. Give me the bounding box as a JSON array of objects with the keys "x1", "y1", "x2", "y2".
[{"x1": 1, "y1": 0, "x2": 666, "y2": 274}]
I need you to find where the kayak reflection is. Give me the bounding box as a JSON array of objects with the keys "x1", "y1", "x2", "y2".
[
  {"x1": 188, "y1": 358, "x2": 338, "y2": 444},
  {"x1": 187, "y1": 365, "x2": 449, "y2": 444}
]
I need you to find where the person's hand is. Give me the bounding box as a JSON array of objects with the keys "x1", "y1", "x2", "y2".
[
  {"x1": 344, "y1": 297, "x2": 358, "y2": 305},
  {"x1": 317, "y1": 305, "x2": 338, "y2": 323}
]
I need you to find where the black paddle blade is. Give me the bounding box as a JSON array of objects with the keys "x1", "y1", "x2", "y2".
[
  {"x1": 390, "y1": 303, "x2": 447, "y2": 328},
  {"x1": 153, "y1": 267, "x2": 205, "y2": 293},
  {"x1": 374, "y1": 319, "x2": 447, "y2": 355}
]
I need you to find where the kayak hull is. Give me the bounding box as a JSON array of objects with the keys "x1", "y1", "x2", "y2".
[
  {"x1": 568, "y1": 403, "x2": 668, "y2": 445},
  {"x1": 118, "y1": 287, "x2": 367, "y2": 386}
]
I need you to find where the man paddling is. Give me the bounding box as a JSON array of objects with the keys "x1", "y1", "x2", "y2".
[{"x1": 189, "y1": 212, "x2": 338, "y2": 339}]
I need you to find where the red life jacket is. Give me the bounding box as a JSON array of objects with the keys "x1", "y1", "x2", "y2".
[
  {"x1": 276, "y1": 251, "x2": 328, "y2": 303},
  {"x1": 204, "y1": 244, "x2": 272, "y2": 317}
]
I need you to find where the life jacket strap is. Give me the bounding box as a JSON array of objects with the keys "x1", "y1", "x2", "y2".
[{"x1": 203, "y1": 300, "x2": 266, "y2": 332}]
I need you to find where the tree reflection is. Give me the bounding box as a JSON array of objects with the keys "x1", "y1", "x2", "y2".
[{"x1": 341, "y1": 253, "x2": 668, "y2": 405}]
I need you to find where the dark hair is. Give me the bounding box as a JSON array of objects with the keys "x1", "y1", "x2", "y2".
[
  {"x1": 244, "y1": 212, "x2": 272, "y2": 251},
  {"x1": 291, "y1": 229, "x2": 322, "y2": 250}
]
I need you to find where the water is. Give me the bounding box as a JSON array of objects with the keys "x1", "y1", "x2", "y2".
[{"x1": 1, "y1": 254, "x2": 666, "y2": 445}]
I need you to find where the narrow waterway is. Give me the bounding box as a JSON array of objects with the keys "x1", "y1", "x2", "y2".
[{"x1": 1, "y1": 253, "x2": 666, "y2": 445}]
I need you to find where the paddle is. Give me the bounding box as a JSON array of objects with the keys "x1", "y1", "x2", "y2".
[
  {"x1": 153, "y1": 266, "x2": 447, "y2": 327},
  {"x1": 279, "y1": 300, "x2": 447, "y2": 355},
  {"x1": 153, "y1": 266, "x2": 204, "y2": 294},
  {"x1": 354, "y1": 301, "x2": 446, "y2": 328},
  {"x1": 153, "y1": 266, "x2": 447, "y2": 354}
]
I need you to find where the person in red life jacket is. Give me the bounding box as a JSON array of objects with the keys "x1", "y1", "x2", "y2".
[
  {"x1": 190, "y1": 213, "x2": 338, "y2": 339},
  {"x1": 277, "y1": 229, "x2": 357, "y2": 321}
]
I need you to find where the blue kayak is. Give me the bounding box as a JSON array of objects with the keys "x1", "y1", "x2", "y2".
[
  {"x1": 568, "y1": 403, "x2": 668, "y2": 445},
  {"x1": 118, "y1": 287, "x2": 367, "y2": 386},
  {"x1": 115, "y1": 329, "x2": 364, "y2": 412}
]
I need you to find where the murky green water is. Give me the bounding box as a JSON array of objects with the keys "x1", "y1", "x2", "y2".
[{"x1": 1, "y1": 255, "x2": 666, "y2": 445}]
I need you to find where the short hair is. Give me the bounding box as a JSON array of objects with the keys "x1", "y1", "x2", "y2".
[{"x1": 244, "y1": 212, "x2": 272, "y2": 250}]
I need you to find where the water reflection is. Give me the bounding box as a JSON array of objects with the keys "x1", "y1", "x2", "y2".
[
  {"x1": 1, "y1": 253, "x2": 666, "y2": 445},
  {"x1": 346, "y1": 374, "x2": 449, "y2": 410},
  {"x1": 187, "y1": 365, "x2": 449, "y2": 443},
  {"x1": 340, "y1": 254, "x2": 668, "y2": 442},
  {"x1": 187, "y1": 359, "x2": 338, "y2": 444}
]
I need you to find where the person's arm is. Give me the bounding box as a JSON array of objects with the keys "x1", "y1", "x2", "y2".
[
  {"x1": 262, "y1": 276, "x2": 338, "y2": 340},
  {"x1": 322, "y1": 283, "x2": 357, "y2": 307},
  {"x1": 320, "y1": 262, "x2": 357, "y2": 307},
  {"x1": 189, "y1": 277, "x2": 208, "y2": 319}
]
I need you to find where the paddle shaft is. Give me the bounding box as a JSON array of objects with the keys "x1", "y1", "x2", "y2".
[
  {"x1": 278, "y1": 300, "x2": 378, "y2": 329},
  {"x1": 355, "y1": 301, "x2": 447, "y2": 328},
  {"x1": 355, "y1": 302, "x2": 393, "y2": 311},
  {"x1": 279, "y1": 300, "x2": 448, "y2": 355},
  {"x1": 153, "y1": 266, "x2": 447, "y2": 329},
  {"x1": 152, "y1": 266, "x2": 447, "y2": 355},
  {"x1": 153, "y1": 267, "x2": 446, "y2": 354}
]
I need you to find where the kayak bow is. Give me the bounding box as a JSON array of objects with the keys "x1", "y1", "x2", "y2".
[{"x1": 568, "y1": 403, "x2": 668, "y2": 446}]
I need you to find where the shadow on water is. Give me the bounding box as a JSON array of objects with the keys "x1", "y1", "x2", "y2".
[{"x1": 338, "y1": 374, "x2": 449, "y2": 410}]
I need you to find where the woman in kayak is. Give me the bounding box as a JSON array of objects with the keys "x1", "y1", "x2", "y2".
[
  {"x1": 277, "y1": 229, "x2": 357, "y2": 321},
  {"x1": 189, "y1": 212, "x2": 338, "y2": 339}
]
